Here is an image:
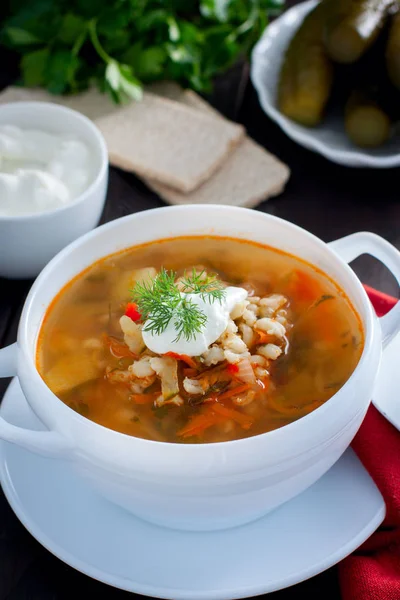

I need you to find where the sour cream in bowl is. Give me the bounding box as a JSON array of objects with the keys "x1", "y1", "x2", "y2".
[
  {"x1": 0, "y1": 102, "x2": 108, "y2": 279},
  {"x1": 142, "y1": 286, "x2": 248, "y2": 356}
]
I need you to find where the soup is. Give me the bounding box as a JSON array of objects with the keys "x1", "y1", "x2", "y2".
[{"x1": 37, "y1": 236, "x2": 364, "y2": 443}]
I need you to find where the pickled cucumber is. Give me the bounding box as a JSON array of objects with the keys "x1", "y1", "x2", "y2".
[
  {"x1": 386, "y1": 9, "x2": 400, "y2": 89},
  {"x1": 324, "y1": 0, "x2": 394, "y2": 64},
  {"x1": 345, "y1": 89, "x2": 391, "y2": 147},
  {"x1": 278, "y1": 3, "x2": 333, "y2": 127}
]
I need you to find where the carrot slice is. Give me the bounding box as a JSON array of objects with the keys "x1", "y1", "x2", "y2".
[
  {"x1": 286, "y1": 269, "x2": 322, "y2": 307},
  {"x1": 295, "y1": 298, "x2": 338, "y2": 345},
  {"x1": 212, "y1": 403, "x2": 253, "y2": 429},
  {"x1": 183, "y1": 367, "x2": 198, "y2": 378},
  {"x1": 103, "y1": 334, "x2": 137, "y2": 359},
  {"x1": 217, "y1": 383, "x2": 251, "y2": 401},
  {"x1": 178, "y1": 398, "x2": 253, "y2": 438},
  {"x1": 178, "y1": 409, "x2": 224, "y2": 438},
  {"x1": 129, "y1": 393, "x2": 156, "y2": 405},
  {"x1": 256, "y1": 377, "x2": 270, "y2": 392},
  {"x1": 255, "y1": 330, "x2": 274, "y2": 345},
  {"x1": 311, "y1": 300, "x2": 338, "y2": 344},
  {"x1": 203, "y1": 394, "x2": 219, "y2": 404},
  {"x1": 165, "y1": 352, "x2": 198, "y2": 369}
]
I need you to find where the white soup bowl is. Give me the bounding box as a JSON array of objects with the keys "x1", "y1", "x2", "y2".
[{"x1": 0, "y1": 206, "x2": 399, "y2": 531}]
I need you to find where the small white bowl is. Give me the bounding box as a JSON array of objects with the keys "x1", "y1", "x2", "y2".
[
  {"x1": 251, "y1": 0, "x2": 400, "y2": 168},
  {"x1": 0, "y1": 102, "x2": 108, "y2": 279},
  {"x1": 0, "y1": 206, "x2": 399, "y2": 531}
]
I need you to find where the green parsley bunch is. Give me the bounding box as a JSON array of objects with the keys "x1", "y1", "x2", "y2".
[{"x1": 1, "y1": 0, "x2": 284, "y2": 103}]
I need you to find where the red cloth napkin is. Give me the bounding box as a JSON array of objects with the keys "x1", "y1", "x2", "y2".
[{"x1": 339, "y1": 286, "x2": 400, "y2": 600}]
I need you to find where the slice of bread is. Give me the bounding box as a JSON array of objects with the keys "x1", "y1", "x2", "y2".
[
  {"x1": 147, "y1": 137, "x2": 290, "y2": 207},
  {"x1": 0, "y1": 82, "x2": 187, "y2": 120},
  {"x1": 0, "y1": 86, "x2": 117, "y2": 121},
  {"x1": 146, "y1": 90, "x2": 290, "y2": 206},
  {"x1": 95, "y1": 92, "x2": 244, "y2": 192},
  {"x1": 145, "y1": 81, "x2": 185, "y2": 102}
]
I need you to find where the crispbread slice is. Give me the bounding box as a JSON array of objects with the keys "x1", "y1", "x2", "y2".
[
  {"x1": 146, "y1": 90, "x2": 290, "y2": 207},
  {"x1": 95, "y1": 92, "x2": 244, "y2": 192}
]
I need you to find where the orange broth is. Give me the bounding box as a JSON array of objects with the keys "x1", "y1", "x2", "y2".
[{"x1": 36, "y1": 236, "x2": 364, "y2": 443}]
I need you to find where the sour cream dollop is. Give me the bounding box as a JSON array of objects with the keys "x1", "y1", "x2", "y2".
[
  {"x1": 0, "y1": 125, "x2": 93, "y2": 216},
  {"x1": 142, "y1": 286, "x2": 248, "y2": 356}
]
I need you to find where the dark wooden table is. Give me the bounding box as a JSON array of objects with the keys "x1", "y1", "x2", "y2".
[{"x1": 1, "y1": 14, "x2": 400, "y2": 600}]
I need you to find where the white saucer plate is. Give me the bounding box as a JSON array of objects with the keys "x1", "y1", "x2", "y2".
[
  {"x1": 373, "y1": 332, "x2": 400, "y2": 431},
  {"x1": 0, "y1": 379, "x2": 385, "y2": 600},
  {"x1": 251, "y1": 0, "x2": 400, "y2": 168}
]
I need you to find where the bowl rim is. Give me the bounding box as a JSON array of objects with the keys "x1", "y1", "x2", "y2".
[
  {"x1": 0, "y1": 101, "x2": 109, "y2": 222},
  {"x1": 17, "y1": 205, "x2": 380, "y2": 456},
  {"x1": 250, "y1": 0, "x2": 400, "y2": 169}
]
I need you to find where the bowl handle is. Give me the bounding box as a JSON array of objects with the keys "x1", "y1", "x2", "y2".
[
  {"x1": 329, "y1": 232, "x2": 400, "y2": 349},
  {"x1": 0, "y1": 343, "x2": 73, "y2": 458}
]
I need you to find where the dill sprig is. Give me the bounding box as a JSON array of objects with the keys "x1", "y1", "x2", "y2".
[
  {"x1": 131, "y1": 268, "x2": 225, "y2": 342},
  {"x1": 179, "y1": 268, "x2": 226, "y2": 304},
  {"x1": 173, "y1": 297, "x2": 207, "y2": 342}
]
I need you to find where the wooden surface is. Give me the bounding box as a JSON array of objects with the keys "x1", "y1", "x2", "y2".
[{"x1": 1, "y1": 9, "x2": 400, "y2": 600}]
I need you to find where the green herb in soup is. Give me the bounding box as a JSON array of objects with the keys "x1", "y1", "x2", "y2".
[
  {"x1": 131, "y1": 268, "x2": 226, "y2": 342},
  {"x1": 37, "y1": 237, "x2": 364, "y2": 444}
]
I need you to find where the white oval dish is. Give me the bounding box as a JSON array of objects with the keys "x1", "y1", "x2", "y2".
[
  {"x1": 0, "y1": 102, "x2": 108, "y2": 279},
  {"x1": 0, "y1": 205, "x2": 399, "y2": 532},
  {"x1": 251, "y1": 0, "x2": 400, "y2": 168}
]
